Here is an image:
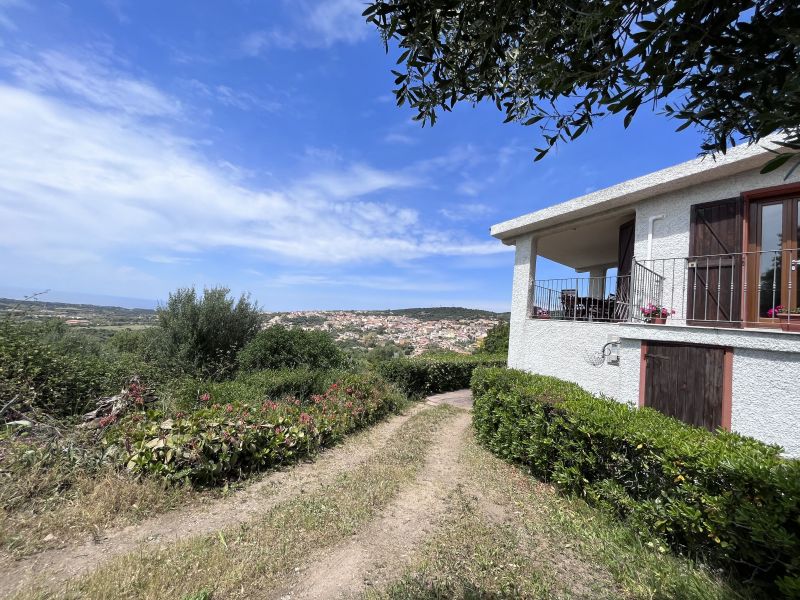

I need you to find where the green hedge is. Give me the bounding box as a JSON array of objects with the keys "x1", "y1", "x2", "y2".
[
  {"x1": 376, "y1": 353, "x2": 506, "y2": 397},
  {"x1": 106, "y1": 372, "x2": 402, "y2": 485},
  {"x1": 471, "y1": 367, "x2": 800, "y2": 597}
]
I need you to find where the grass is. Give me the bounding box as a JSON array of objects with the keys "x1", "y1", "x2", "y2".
[
  {"x1": 366, "y1": 429, "x2": 745, "y2": 600},
  {"x1": 18, "y1": 404, "x2": 459, "y2": 600},
  {"x1": 1, "y1": 468, "x2": 197, "y2": 558}
]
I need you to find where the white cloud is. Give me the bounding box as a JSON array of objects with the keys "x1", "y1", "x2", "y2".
[
  {"x1": 0, "y1": 82, "x2": 506, "y2": 281},
  {"x1": 439, "y1": 203, "x2": 494, "y2": 221},
  {"x1": 185, "y1": 78, "x2": 282, "y2": 112},
  {"x1": 241, "y1": 0, "x2": 370, "y2": 54},
  {"x1": 265, "y1": 273, "x2": 466, "y2": 293},
  {"x1": 0, "y1": 0, "x2": 28, "y2": 30},
  {"x1": 384, "y1": 132, "x2": 417, "y2": 145},
  {"x1": 1, "y1": 50, "x2": 181, "y2": 117}
]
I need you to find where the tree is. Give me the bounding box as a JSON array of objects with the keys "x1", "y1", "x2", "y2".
[
  {"x1": 237, "y1": 325, "x2": 345, "y2": 372},
  {"x1": 158, "y1": 287, "x2": 261, "y2": 378},
  {"x1": 364, "y1": 0, "x2": 800, "y2": 172}
]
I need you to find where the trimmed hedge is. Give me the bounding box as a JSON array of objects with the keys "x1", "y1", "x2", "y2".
[
  {"x1": 471, "y1": 367, "x2": 800, "y2": 597},
  {"x1": 376, "y1": 353, "x2": 506, "y2": 397},
  {"x1": 106, "y1": 372, "x2": 402, "y2": 485}
]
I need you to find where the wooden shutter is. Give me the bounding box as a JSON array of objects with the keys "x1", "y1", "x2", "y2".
[
  {"x1": 687, "y1": 198, "x2": 743, "y2": 326},
  {"x1": 616, "y1": 220, "x2": 635, "y2": 320}
]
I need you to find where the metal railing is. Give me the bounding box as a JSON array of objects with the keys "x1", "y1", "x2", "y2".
[
  {"x1": 531, "y1": 274, "x2": 632, "y2": 322},
  {"x1": 531, "y1": 250, "x2": 800, "y2": 328}
]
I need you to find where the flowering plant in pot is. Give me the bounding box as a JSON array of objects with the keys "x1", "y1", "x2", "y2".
[
  {"x1": 641, "y1": 304, "x2": 675, "y2": 324},
  {"x1": 766, "y1": 305, "x2": 800, "y2": 331}
]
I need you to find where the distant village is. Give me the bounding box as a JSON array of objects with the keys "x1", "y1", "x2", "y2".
[{"x1": 266, "y1": 310, "x2": 502, "y2": 355}]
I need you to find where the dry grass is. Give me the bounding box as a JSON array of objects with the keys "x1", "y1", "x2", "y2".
[
  {"x1": 1, "y1": 470, "x2": 198, "y2": 557},
  {"x1": 17, "y1": 404, "x2": 458, "y2": 600},
  {"x1": 366, "y1": 430, "x2": 746, "y2": 600}
]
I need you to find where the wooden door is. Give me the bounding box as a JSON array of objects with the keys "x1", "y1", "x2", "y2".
[
  {"x1": 687, "y1": 198, "x2": 743, "y2": 326},
  {"x1": 746, "y1": 196, "x2": 800, "y2": 324},
  {"x1": 643, "y1": 342, "x2": 726, "y2": 431}
]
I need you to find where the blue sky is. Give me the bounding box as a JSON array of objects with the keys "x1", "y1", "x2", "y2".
[{"x1": 0, "y1": 0, "x2": 707, "y2": 311}]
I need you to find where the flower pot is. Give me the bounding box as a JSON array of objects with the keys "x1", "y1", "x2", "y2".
[
  {"x1": 649, "y1": 316, "x2": 667, "y2": 325},
  {"x1": 777, "y1": 314, "x2": 800, "y2": 332}
]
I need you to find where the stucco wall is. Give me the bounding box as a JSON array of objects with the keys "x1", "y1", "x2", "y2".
[
  {"x1": 633, "y1": 165, "x2": 799, "y2": 262},
  {"x1": 731, "y1": 348, "x2": 800, "y2": 457},
  {"x1": 508, "y1": 319, "x2": 624, "y2": 399}
]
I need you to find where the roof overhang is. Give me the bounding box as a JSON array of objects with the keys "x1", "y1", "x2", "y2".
[{"x1": 490, "y1": 140, "x2": 778, "y2": 245}]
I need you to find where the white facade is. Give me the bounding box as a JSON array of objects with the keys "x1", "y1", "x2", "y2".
[{"x1": 495, "y1": 143, "x2": 800, "y2": 457}]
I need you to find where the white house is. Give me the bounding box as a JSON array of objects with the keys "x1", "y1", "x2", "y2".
[{"x1": 491, "y1": 142, "x2": 800, "y2": 457}]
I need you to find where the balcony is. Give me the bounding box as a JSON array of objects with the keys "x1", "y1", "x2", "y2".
[
  {"x1": 532, "y1": 250, "x2": 800, "y2": 329},
  {"x1": 532, "y1": 274, "x2": 632, "y2": 322}
]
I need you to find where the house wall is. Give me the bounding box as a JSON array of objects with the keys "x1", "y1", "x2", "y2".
[
  {"x1": 632, "y1": 165, "x2": 798, "y2": 262},
  {"x1": 506, "y1": 166, "x2": 800, "y2": 456},
  {"x1": 507, "y1": 319, "x2": 624, "y2": 399}
]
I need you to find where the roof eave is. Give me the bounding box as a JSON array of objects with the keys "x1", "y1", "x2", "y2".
[{"x1": 490, "y1": 142, "x2": 775, "y2": 243}]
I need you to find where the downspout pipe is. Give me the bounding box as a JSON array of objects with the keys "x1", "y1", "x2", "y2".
[{"x1": 646, "y1": 214, "x2": 665, "y2": 261}]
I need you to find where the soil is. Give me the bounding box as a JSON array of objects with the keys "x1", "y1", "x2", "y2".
[{"x1": 274, "y1": 408, "x2": 473, "y2": 599}]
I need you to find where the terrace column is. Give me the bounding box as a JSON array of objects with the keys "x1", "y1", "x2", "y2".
[
  {"x1": 508, "y1": 233, "x2": 537, "y2": 368},
  {"x1": 588, "y1": 266, "x2": 607, "y2": 298}
]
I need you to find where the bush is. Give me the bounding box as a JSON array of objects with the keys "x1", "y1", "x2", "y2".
[
  {"x1": 475, "y1": 322, "x2": 509, "y2": 356},
  {"x1": 166, "y1": 368, "x2": 336, "y2": 412},
  {"x1": 157, "y1": 287, "x2": 261, "y2": 379},
  {"x1": 237, "y1": 325, "x2": 344, "y2": 372},
  {"x1": 471, "y1": 367, "x2": 800, "y2": 597},
  {"x1": 106, "y1": 372, "x2": 402, "y2": 484},
  {"x1": 376, "y1": 353, "x2": 506, "y2": 397},
  {"x1": 0, "y1": 321, "x2": 163, "y2": 417}
]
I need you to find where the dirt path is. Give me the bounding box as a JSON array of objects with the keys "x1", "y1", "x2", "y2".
[
  {"x1": 275, "y1": 409, "x2": 473, "y2": 600},
  {"x1": 0, "y1": 402, "x2": 432, "y2": 598}
]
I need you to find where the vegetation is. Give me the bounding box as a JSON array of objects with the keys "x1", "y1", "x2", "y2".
[
  {"x1": 28, "y1": 405, "x2": 458, "y2": 600},
  {"x1": 475, "y1": 321, "x2": 509, "y2": 356},
  {"x1": 376, "y1": 353, "x2": 506, "y2": 397},
  {"x1": 0, "y1": 286, "x2": 428, "y2": 559},
  {"x1": 364, "y1": 0, "x2": 800, "y2": 171},
  {"x1": 368, "y1": 433, "x2": 738, "y2": 600},
  {"x1": 157, "y1": 287, "x2": 262, "y2": 379},
  {"x1": 0, "y1": 320, "x2": 162, "y2": 417},
  {"x1": 237, "y1": 325, "x2": 344, "y2": 372},
  {"x1": 110, "y1": 373, "x2": 402, "y2": 484},
  {"x1": 471, "y1": 367, "x2": 800, "y2": 597}
]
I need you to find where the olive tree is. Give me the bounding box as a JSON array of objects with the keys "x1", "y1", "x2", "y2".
[{"x1": 364, "y1": 0, "x2": 800, "y2": 172}]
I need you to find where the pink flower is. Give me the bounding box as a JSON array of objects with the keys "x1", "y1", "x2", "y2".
[
  {"x1": 299, "y1": 412, "x2": 312, "y2": 425},
  {"x1": 225, "y1": 403, "x2": 234, "y2": 413},
  {"x1": 200, "y1": 392, "x2": 211, "y2": 402}
]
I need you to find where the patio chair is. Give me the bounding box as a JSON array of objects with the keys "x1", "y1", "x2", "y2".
[{"x1": 560, "y1": 289, "x2": 578, "y2": 319}]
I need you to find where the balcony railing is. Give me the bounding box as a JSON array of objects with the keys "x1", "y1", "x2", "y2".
[
  {"x1": 531, "y1": 274, "x2": 632, "y2": 322},
  {"x1": 531, "y1": 250, "x2": 800, "y2": 328}
]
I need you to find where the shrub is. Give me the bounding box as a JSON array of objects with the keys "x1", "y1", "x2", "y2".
[
  {"x1": 237, "y1": 325, "x2": 344, "y2": 372},
  {"x1": 0, "y1": 321, "x2": 162, "y2": 417},
  {"x1": 471, "y1": 367, "x2": 800, "y2": 597},
  {"x1": 157, "y1": 287, "x2": 261, "y2": 379},
  {"x1": 376, "y1": 353, "x2": 506, "y2": 397},
  {"x1": 166, "y1": 368, "x2": 336, "y2": 412},
  {"x1": 475, "y1": 322, "x2": 509, "y2": 356},
  {"x1": 106, "y1": 372, "x2": 402, "y2": 484}
]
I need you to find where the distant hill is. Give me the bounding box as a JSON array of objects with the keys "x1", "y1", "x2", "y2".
[
  {"x1": 0, "y1": 297, "x2": 157, "y2": 327},
  {"x1": 366, "y1": 307, "x2": 510, "y2": 321}
]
